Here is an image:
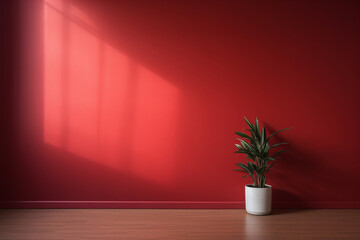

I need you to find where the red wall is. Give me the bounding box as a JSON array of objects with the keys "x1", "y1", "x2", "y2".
[{"x1": 1, "y1": 0, "x2": 359, "y2": 208}]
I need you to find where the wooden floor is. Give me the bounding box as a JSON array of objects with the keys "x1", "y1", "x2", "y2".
[{"x1": 0, "y1": 209, "x2": 359, "y2": 240}]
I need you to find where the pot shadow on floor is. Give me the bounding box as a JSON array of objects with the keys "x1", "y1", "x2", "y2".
[{"x1": 271, "y1": 188, "x2": 312, "y2": 215}]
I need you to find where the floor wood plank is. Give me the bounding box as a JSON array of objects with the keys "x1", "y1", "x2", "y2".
[{"x1": 0, "y1": 209, "x2": 359, "y2": 239}]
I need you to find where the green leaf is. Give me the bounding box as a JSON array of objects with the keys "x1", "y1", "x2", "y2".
[
  {"x1": 238, "y1": 163, "x2": 250, "y2": 173},
  {"x1": 246, "y1": 118, "x2": 259, "y2": 138},
  {"x1": 255, "y1": 118, "x2": 261, "y2": 139},
  {"x1": 271, "y1": 150, "x2": 288, "y2": 158},
  {"x1": 266, "y1": 162, "x2": 276, "y2": 173},
  {"x1": 261, "y1": 126, "x2": 266, "y2": 145},
  {"x1": 245, "y1": 155, "x2": 255, "y2": 161},
  {"x1": 264, "y1": 156, "x2": 275, "y2": 161},
  {"x1": 240, "y1": 140, "x2": 253, "y2": 150},
  {"x1": 269, "y1": 142, "x2": 288, "y2": 149},
  {"x1": 241, "y1": 175, "x2": 250, "y2": 178},
  {"x1": 244, "y1": 117, "x2": 254, "y2": 130},
  {"x1": 235, "y1": 132, "x2": 252, "y2": 140},
  {"x1": 258, "y1": 165, "x2": 267, "y2": 171},
  {"x1": 235, "y1": 144, "x2": 242, "y2": 150},
  {"x1": 234, "y1": 169, "x2": 247, "y2": 173},
  {"x1": 267, "y1": 127, "x2": 291, "y2": 141},
  {"x1": 248, "y1": 162, "x2": 257, "y2": 172}
]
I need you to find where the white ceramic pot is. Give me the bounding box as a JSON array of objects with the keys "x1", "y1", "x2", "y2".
[{"x1": 245, "y1": 184, "x2": 272, "y2": 215}]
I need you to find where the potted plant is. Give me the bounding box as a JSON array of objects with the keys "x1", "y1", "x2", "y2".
[{"x1": 234, "y1": 117, "x2": 290, "y2": 215}]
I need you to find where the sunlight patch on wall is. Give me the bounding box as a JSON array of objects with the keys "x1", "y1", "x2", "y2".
[
  {"x1": 44, "y1": 3, "x2": 64, "y2": 147},
  {"x1": 43, "y1": 0, "x2": 179, "y2": 185}
]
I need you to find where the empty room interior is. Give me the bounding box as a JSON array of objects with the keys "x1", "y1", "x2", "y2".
[{"x1": 0, "y1": 0, "x2": 359, "y2": 239}]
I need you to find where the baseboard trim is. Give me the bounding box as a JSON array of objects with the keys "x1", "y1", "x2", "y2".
[
  {"x1": 1, "y1": 201, "x2": 359, "y2": 209},
  {"x1": 0, "y1": 201, "x2": 244, "y2": 209}
]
